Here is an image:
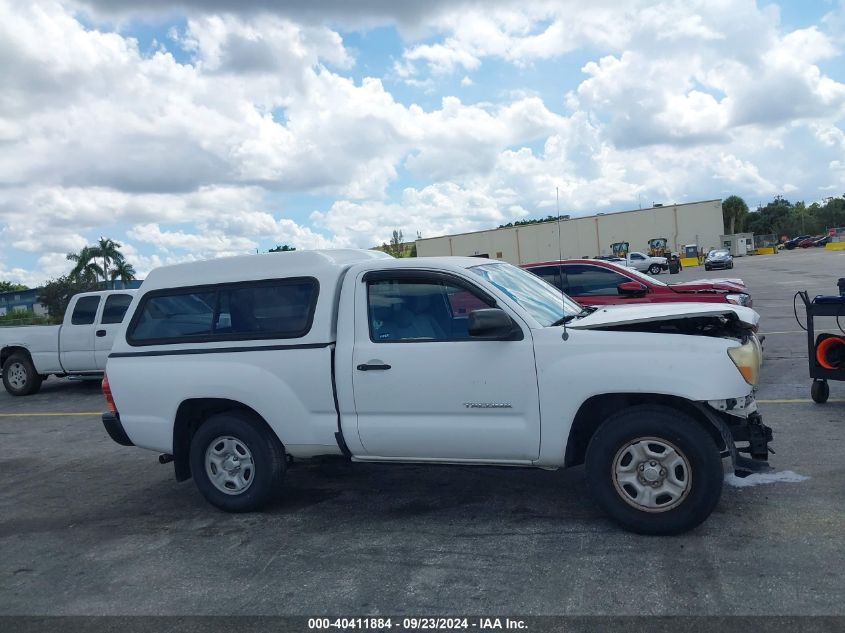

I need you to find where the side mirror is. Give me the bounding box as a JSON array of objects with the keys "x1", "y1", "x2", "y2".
[
  {"x1": 468, "y1": 309, "x2": 522, "y2": 340},
  {"x1": 617, "y1": 281, "x2": 648, "y2": 298}
]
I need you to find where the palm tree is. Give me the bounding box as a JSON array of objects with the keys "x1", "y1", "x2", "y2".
[
  {"x1": 66, "y1": 246, "x2": 104, "y2": 284},
  {"x1": 110, "y1": 260, "x2": 137, "y2": 285},
  {"x1": 94, "y1": 238, "x2": 124, "y2": 282}
]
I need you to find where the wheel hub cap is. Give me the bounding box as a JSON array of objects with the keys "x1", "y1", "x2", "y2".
[
  {"x1": 612, "y1": 437, "x2": 692, "y2": 513},
  {"x1": 205, "y1": 436, "x2": 255, "y2": 495},
  {"x1": 7, "y1": 362, "x2": 26, "y2": 389}
]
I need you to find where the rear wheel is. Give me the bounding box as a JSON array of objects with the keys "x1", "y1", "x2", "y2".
[
  {"x1": 2, "y1": 353, "x2": 43, "y2": 396},
  {"x1": 189, "y1": 410, "x2": 286, "y2": 512},
  {"x1": 585, "y1": 405, "x2": 723, "y2": 535},
  {"x1": 648, "y1": 264, "x2": 662, "y2": 275}
]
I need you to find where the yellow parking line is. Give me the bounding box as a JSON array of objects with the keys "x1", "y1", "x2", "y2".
[
  {"x1": 0, "y1": 412, "x2": 101, "y2": 417},
  {"x1": 758, "y1": 399, "x2": 845, "y2": 404}
]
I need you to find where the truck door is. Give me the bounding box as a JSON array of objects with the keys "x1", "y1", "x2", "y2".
[
  {"x1": 94, "y1": 294, "x2": 134, "y2": 369},
  {"x1": 60, "y1": 295, "x2": 101, "y2": 372},
  {"x1": 351, "y1": 269, "x2": 541, "y2": 462}
]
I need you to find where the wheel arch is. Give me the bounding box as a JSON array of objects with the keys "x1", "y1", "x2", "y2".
[
  {"x1": 172, "y1": 398, "x2": 279, "y2": 482},
  {"x1": 564, "y1": 393, "x2": 725, "y2": 468},
  {"x1": 1, "y1": 345, "x2": 32, "y2": 368}
]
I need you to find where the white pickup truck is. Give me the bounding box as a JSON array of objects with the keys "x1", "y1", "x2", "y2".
[
  {"x1": 102, "y1": 250, "x2": 772, "y2": 534},
  {"x1": 625, "y1": 251, "x2": 669, "y2": 275},
  {"x1": 1, "y1": 290, "x2": 135, "y2": 395}
]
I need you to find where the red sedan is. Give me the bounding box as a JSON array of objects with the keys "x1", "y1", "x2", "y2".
[{"x1": 522, "y1": 259, "x2": 752, "y2": 308}]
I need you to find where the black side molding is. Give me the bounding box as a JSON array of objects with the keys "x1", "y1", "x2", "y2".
[{"x1": 102, "y1": 412, "x2": 134, "y2": 446}]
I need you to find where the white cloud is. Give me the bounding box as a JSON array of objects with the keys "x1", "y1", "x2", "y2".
[{"x1": 0, "y1": 0, "x2": 844, "y2": 286}]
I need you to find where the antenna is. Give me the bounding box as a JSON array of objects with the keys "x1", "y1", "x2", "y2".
[{"x1": 556, "y1": 186, "x2": 569, "y2": 341}]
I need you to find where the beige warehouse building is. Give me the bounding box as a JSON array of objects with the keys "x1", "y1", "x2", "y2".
[{"x1": 415, "y1": 199, "x2": 724, "y2": 264}]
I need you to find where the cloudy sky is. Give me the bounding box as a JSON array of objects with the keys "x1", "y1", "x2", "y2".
[{"x1": 1, "y1": 0, "x2": 844, "y2": 285}]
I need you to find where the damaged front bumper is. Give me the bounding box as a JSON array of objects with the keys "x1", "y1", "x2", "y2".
[{"x1": 699, "y1": 395, "x2": 773, "y2": 476}]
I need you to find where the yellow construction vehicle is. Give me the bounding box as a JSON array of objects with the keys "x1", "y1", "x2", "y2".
[
  {"x1": 648, "y1": 237, "x2": 669, "y2": 258},
  {"x1": 610, "y1": 242, "x2": 629, "y2": 257}
]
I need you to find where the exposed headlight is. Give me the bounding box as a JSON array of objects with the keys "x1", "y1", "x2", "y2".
[
  {"x1": 726, "y1": 293, "x2": 750, "y2": 306},
  {"x1": 728, "y1": 337, "x2": 761, "y2": 386}
]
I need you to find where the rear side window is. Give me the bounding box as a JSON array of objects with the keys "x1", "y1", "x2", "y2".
[
  {"x1": 563, "y1": 265, "x2": 630, "y2": 296},
  {"x1": 101, "y1": 294, "x2": 133, "y2": 324},
  {"x1": 127, "y1": 278, "x2": 318, "y2": 345},
  {"x1": 71, "y1": 296, "x2": 101, "y2": 325},
  {"x1": 216, "y1": 281, "x2": 317, "y2": 336}
]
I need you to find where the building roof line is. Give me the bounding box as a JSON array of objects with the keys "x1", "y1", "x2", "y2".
[{"x1": 415, "y1": 199, "x2": 722, "y2": 243}]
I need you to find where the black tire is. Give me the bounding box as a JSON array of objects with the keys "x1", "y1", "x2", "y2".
[
  {"x1": 704, "y1": 265, "x2": 711, "y2": 271},
  {"x1": 648, "y1": 264, "x2": 662, "y2": 275},
  {"x1": 2, "y1": 353, "x2": 43, "y2": 396},
  {"x1": 189, "y1": 410, "x2": 286, "y2": 512},
  {"x1": 811, "y1": 380, "x2": 829, "y2": 404},
  {"x1": 585, "y1": 405, "x2": 724, "y2": 535},
  {"x1": 729, "y1": 262, "x2": 734, "y2": 269}
]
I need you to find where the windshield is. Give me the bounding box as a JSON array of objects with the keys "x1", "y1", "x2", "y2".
[
  {"x1": 709, "y1": 250, "x2": 730, "y2": 257},
  {"x1": 469, "y1": 262, "x2": 583, "y2": 326},
  {"x1": 621, "y1": 265, "x2": 668, "y2": 287}
]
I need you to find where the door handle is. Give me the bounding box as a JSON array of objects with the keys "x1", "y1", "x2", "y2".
[
  {"x1": 357, "y1": 363, "x2": 391, "y2": 371},
  {"x1": 96, "y1": 330, "x2": 107, "y2": 337}
]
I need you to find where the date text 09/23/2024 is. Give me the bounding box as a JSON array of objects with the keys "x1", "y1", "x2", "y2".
[{"x1": 308, "y1": 618, "x2": 528, "y2": 630}]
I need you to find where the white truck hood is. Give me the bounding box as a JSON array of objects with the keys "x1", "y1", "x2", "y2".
[{"x1": 567, "y1": 302, "x2": 759, "y2": 330}]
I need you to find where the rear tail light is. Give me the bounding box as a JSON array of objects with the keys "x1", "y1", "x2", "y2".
[{"x1": 102, "y1": 373, "x2": 118, "y2": 414}]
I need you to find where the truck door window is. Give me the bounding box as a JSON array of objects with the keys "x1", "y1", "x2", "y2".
[
  {"x1": 368, "y1": 278, "x2": 492, "y2": 342},
  {"x1": 71, "y1": 296, "x2": 101, "y2": 325},
  {"x1": 101, "y1": 294, "x2": 133, "y2": 324},
  {"x1": 563, "y1": 265, "x2": 629, "y2": 296}
]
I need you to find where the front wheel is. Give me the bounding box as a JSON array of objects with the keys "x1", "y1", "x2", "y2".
[
  {"x1": 728, "y1": 262, "x2": 734, "y2": 269},
  {"x1": 2, "y1": 353, "x2": 43, "y2": 396},
  {"x1": 811, "y1": 380, "x2": 829, "y2": 404},
  {"x1": 585, "y1": 405, "x2": 724, "y2": 535},
  {"x1": 189, "y1": 410, "x2": 286, "y2": 512},
  {"x1": 648, "y1": 264, "x2": 662, "y2": 275}
]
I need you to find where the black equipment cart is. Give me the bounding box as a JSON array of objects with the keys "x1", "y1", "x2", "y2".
[{"x1": 798, "y1": 291, "x2": 845, "y2": 403}]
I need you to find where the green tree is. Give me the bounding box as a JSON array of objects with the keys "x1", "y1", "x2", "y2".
[
  {"x1": 37, "y1": 275, "x2": 99, "y2": 321},
  {"x1": 721, "y1": 195, "x2": 749, "y2": 235},
  {"x1": 66, "y1": 246, "x2": 104, "y2": 283},
  {"x1": 745, "y1": 196, "x2": 793, "y2": 237},
  {"x1": 94, "y1": 237, "x2": 124, "y2": 282},
  {"x1": 385, "y1": 229, "x2": 405, "y2": 258},
  {"x1": 0, "y1": 281, "x2": 28, "y2": 293},
  {"x1": 268, "y1": 244, "x2": 296, "y2": 252},
  {"x1": 110, "y1": 260, "x2": 137, "y2": 284}
]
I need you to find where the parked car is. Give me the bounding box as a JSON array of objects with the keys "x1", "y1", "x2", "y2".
[
  {"x1": 522, "y1": 259, "x2": 752, "y2": 307},
  {"x1": 103, "y1": 249, "x2": 771, "y2": 535},
  {"x1": 798, "y1": 237, "x2": 821, "y2": 248},
  {"x1": 783, "y1": 235, "x2": 811, "y2": 250},
  {"x1": 813, "y1": 235, "x2": 832, "y2": 247},
  {"x1": 704, "y1": 249, "x2": 734, "y2": 271},
  {"x1": 624, "y1": 251, "x2": 668, "y2": 275},
  {"x1": 1, "y1": 290, "x2": 135, "y2": 395}
]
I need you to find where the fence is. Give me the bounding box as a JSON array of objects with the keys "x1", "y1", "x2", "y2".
[{"x1": 827, "y1": 227, "x2": 845, "y2": 242}]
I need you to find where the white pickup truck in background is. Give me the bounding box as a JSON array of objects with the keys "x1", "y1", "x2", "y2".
[
  {"x1": 1, "y1": 290, "x2": 135, "y2": 395},
  {"x1": 102, "y1": 250, "x2": 772, "y2": 535},
  {"x1": 625, "y1": 251, "x2": 669, "y2": 274}
]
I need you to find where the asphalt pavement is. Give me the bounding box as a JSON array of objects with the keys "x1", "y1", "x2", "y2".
[{"x1": 1, "y1": 248, "x2": 844, "y2": 616}]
